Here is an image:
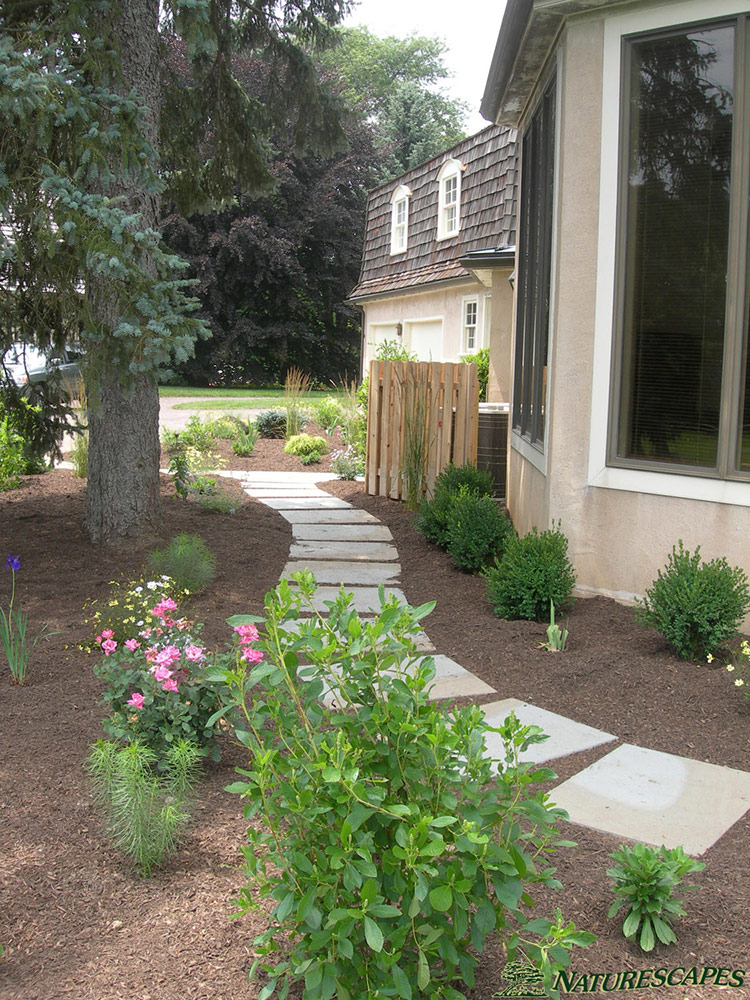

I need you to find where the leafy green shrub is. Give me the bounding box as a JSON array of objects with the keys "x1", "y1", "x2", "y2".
[
  {"x1": 86, "y1": 738, "x2": 202, "y2": 876},
  {"x1": 607, "y1": 843, "x2": 704, "y2": 952},
  {"x1": 215, "y1": 575, "x2": 593, "y2": 1000},
  {"x1": 256, "y1": 409, "x2": 288, "y2": 438},
  {"x1": 231, "y1": 419, "x2": 258, "y2": 456},
  {"x1": 314, "y1": 396, "x2": 345, "y2": 433},
  {"x1": 445, "y1": 488, "x2": 514, "y2": 573},
  {"x1": 284, "y1": 433, "x2": 328, "y2": 464},
  {"x1": 461, "y1": 346, "x2": 489, "y2": 401},
  {"x1": 486, "y1": 523, "x2": 576, "y2": 621},
  {"x1": 417, "y1": 462, "x2": 494, "y2": 548},
  {"x1": 635, "y1": 541, "x2": 750, "y2": 660},
  {"x1": 0, "y1": 408, "x2": 26, "y2": 490},
  {"x1": 147, "y1": 533, "x2": 216, "y2": 595}
]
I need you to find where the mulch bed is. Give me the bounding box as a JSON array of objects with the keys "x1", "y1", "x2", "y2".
[{"x1": 1, "y1": 445, "x2": 748, "y2": 1000}]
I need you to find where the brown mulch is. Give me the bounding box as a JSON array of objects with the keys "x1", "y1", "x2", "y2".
[{"x1": 1, "y1": 444, "x2": 748, "y2": 1000}]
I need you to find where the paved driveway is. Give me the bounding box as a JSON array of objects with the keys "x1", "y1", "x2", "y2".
[{"x1": 158, "y1": 396, "x2": 265, "y2": 432}]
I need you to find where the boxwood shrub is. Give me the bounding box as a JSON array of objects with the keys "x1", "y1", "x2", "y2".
[
  {"x1": 445, "y1": 488, "x2": 514, "y2": 573},
  {"x1": 417, "y1": 462, "x2": 494, "y2": 549},
  {"x1": 486, "y1": 523, "x2": 576, "y2": 621}
]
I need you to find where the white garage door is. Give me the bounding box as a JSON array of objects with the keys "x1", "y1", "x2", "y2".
[{"x1": 405, "y1": 319, "x2": 444, "y2": 361}]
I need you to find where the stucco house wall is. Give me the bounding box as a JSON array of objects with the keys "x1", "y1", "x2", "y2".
[{"x1": 483, "y1": 0, "x2": 750, "y2": 608}]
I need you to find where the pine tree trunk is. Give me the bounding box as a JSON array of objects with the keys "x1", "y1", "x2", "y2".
[{"x1": 84, "y1": 0, "x2": 162, "y2": 545}]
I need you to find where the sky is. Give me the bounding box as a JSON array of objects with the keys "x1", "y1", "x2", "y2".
[{"x1": 343, "y1": 0, "x2": 508, "y2": 134}]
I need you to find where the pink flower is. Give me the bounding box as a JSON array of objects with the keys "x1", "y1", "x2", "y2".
[
  {"x1": 94, "y1": 634, "x2": 102, "y2": 644},
  {"x1": 144, "y1": 647, "x2": 158, "y2": 663},
  {"x1": 100, "y1": 629, "x2": 114, "y2": 640},
  {"x1": 162, "y1": 617, "x2": 175, "y2": 628},
  {"x1": 102, "y1": 639, "x2": 117, "y2": 656},
  {"x1": 155, "y1": 645, "x2": 181, "y2": 668},
  {"x1": 152, "y1": 598, "x2": 178, "y2": 618},
  {"x1": 124, "y1": 639, "x2": 141, "y2": 651},
  {"x1": 233, "y1": 623, "x2": 259, "y2": 644},
  {"x1": 185, "y1": 645, "x2": 204, "y2": 662},
  {"x1": 241, "y1": 646, "x2": 264, "y2": 664},
  {"x1": 161, "y1": 677, "x2": 179, "y2": 693},
  {"x1": 126, "y1": 692, "x2": 145, "y2": 709},
  {"x1": 152, "y1": 664, "x2": 173, "y2": 683}
]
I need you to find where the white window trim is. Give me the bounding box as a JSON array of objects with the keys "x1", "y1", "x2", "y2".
[
  {"x1": 437, "y1": 159, "x2": 462, "y2": 240},
  {"x1": 461, "y1": 295, "x2": 479, "y2": 354},
  {"x1": 389, "y1": 184, "x2": 411, "y2": 255},
  {"x1": 588, "y1": 0, "x2": 750, "y2": 507}
]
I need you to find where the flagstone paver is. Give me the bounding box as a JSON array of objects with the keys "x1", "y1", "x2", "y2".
[
  {"x1": 551, "y1": 744, "x2": 750, "y2": 855},
  {"x1": 290, "y1": 541, "x2": 400, "y2": 561},
  {"x1": 238, "y1": 470, "x2": 750, "y2": 853},
  {"x1": 480, "y1": 698, "x2": 617, "y2": 766}
]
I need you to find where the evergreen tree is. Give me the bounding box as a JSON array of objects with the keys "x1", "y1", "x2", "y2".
[{"x1": 0, "y1": 0, "x2": 348, "y2": 543}]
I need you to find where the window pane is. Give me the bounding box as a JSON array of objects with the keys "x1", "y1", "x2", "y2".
[{"x1": 617, "y1": 25, "x2": 734, "y2": 468}]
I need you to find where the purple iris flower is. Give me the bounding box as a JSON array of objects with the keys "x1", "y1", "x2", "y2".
[{"x1": 6, "y1": 554, "x2": 20, "y2": 572}]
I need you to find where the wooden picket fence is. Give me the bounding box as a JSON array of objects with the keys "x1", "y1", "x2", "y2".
[{"x1": 365, "y1": 360, "x2": 479, "y2": 501}]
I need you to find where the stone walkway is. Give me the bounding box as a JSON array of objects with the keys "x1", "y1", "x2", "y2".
[{"x1": 235, "y1": 470, "x2": 750, "y2": 857}]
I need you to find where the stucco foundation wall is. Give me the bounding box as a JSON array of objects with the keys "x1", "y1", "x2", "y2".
[
  {"x1": 510, "y1": 11, "x2": 750, "y2": 615},
  {"x1": 361, "y1": 283, "x2": 484, "y2": 367}
]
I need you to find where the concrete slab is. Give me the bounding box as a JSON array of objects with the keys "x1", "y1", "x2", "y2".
[
  {"x1": 428, "y1": 674, "x2": 496, "y2": 700},
  {"x1": 259, "y1": 496, "x2": 352, "y2": 510},
  {"x1": 282, "y1": 561, "x2": 401, "y2": 585},
  {"x1": 289, "y1": 541, "x2": 400, "y2": 562},
  {"x1": 277, "y1": 509, "x2": 379, "y2": 524},
  {"x1": 551, "y1": 743, "x2": 750, "y2": 855},
  {"x1": 292, "y1": 523, "x2": 393, "y2": 542},
  {"x1": 240, "y1": 471, "x2": 338, "y2": 484},
  {"x1": 424, "y1": 654, "x2": 471, "y2": 679},
  {"x1": 292, "y1": 586, "x2": 409, "y2": 614},
  {"x1": 480, "y1": 699, "x2": 617, "y2": 766},
  {"x1": 243, "y1": 486, "x2": 331, "y2": 495}
]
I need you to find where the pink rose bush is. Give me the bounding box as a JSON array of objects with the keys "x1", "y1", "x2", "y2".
[{"x1": 92, "y1": 590, "x2": 267, "y2": 764}]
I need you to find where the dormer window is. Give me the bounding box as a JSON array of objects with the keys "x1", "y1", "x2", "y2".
[
  {"x1": 437, "y1": 159, "x2": 462, "y2": 240},
  {"x1": 390, "y1": 184, "x2": 411, "y2": 255}
]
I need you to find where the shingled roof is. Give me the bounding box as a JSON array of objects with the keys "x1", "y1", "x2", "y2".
[{"x1": 349, "y1": 124, "x2": 516, "y2": 301}]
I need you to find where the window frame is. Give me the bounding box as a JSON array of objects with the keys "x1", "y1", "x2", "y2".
[
  {"x1": 462, "y1": 295, "x2": 479, "y2": 354},
  {"x1": 511, "y1": 70, "x2": 558, "y2": 462},
  {"x1": 587, "y1": 0, "x2": 750, "y2": 507},
  {"x1": 389, "y1": 184, "x2": 411, "y2": 255},
  {"x1": 437, "y1": 159, "x2": 462, "y2": 240}
]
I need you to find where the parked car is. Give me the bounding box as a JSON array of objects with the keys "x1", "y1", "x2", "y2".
[{"x1": 2, "y1": 342, "x2": 83, "y2": 396}]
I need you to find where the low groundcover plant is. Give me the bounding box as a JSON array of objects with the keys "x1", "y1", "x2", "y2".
[
  {"x1": 1, "y1": 553, "x2": 54, "y2": 683},
  {"x1": 211, "y1": 573, "x2": 594, "y2": 1000}
]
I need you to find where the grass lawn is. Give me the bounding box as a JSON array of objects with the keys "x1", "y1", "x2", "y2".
[{"x1": 159, "y1": 386, "x2": 344, "y2": 411}]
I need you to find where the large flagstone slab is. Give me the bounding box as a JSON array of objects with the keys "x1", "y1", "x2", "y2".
[
  {"x1": 240, "y1": 471, "x2": 338, "y2": 484},
  {"x1": 277, "y1": 509, "x2": 379, "y2": 524},
  {"x1": 289, "y1": 541, "x2": 399, "y2": 562},
  {"x1": 427, "y1": 673, "x2": 496, "y2": 700},
  {"x1": 551, "y1": 743, "x2": 750, "y2": 855},
  {"x1": 282, "y1": 561, "x2": 401, "y2": 585},
  {"x1": 480, "y1": 699, "x2": 617, "y2": 766},
  {"x1": 259, "y1": 496, "x2": 352, "y2": 510},
  {"x1": 293, "y1": 586, "x2": 409, "y2": 614},
  {"x1": 244, "y1": 487, "x2": 332, "y2": 497},
  {"x1": 292, "y1": 523, "x2": 393, "y2": 542}
]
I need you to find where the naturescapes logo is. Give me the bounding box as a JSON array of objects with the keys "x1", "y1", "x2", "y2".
[{"x1": 495, "y1": 963, "x2": 746, "y2": 996}]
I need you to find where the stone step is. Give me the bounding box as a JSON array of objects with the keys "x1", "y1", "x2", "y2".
[
  {"x1": 283, "y1": 561, "x2": 401, "y2": 586},
  {"x1": 277, "y1": 508, "x2": 379, "y2": 524},
  {"x1": 292, "y1": 523, "x2": 393, "y2": 542},
  {"x1": 289, "y1": 541, "x2": 400, "y2": 562},
  {"x1": 258, "y1": 496, "x2": 352, "y2": 510}
]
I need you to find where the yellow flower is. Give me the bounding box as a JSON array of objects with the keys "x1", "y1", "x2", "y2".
[
  {"x1": 735, "y1": 679, "x2": 745, "y2": 687},
  {"x1": 707, "y1": 653, "x2": 714, "y2": 663},
  {"x1": 727, "y1": 664, "x2": 735, "y2": 672}
]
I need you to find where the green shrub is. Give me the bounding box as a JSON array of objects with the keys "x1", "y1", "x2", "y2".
[
  {"x1": 445, "y1": 488, "x2": 514, "y2": 573},
  {"x1": 461, "y1": 346, "x2": 489, "y2": 401},
  {"x1": 231, "y1": 419, "x2": 259, "y2": 457},
  {"x1": 256, "y1": 409, "x2": 288, "y2": 438},
  {"x1": 635, "y1": 541, "x2": 750, "y2": 660},
  {"x1": 607, "y1": 843, "x2": 704, "y2": 952},
  {"x1": 147, "y1": 533, "x2": 216, "y2": 595},
  {"x1": 206, "y1": 415, "x2": 241, "y2": 440},
  {"x1": 314, "y1": 396, "x2": 345, "y2": 433},
  {"x1": 284, "y1": 433, "x2": 328, "y2": 464},
  {"x1": 417, "y1": 462, "x2": 494, "y2": 548},
  {"x1": 197, "y1": 489, "x2": 238, "y2": 514},
  {"x1": 215, "y1": 575, "x2": 593, "y2": 1000},
  {"x1": 486, "y1": 523, "x2": 576, "y2": 621},
  {"x1": 86, "y1": 738, "x2": 202, "y2": 876},
  {"x1": 0, "y1": 407, "x2": 26, "y2": 490}
]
